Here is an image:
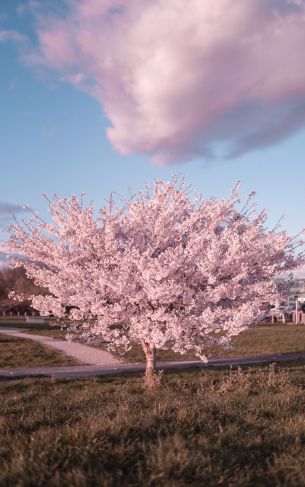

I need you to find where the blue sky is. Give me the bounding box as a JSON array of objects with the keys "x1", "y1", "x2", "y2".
[{"x1": 1, "y1": 0, "x2": 305, "y2": 246}]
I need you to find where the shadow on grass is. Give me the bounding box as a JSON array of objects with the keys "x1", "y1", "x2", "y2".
[{"x1": 1, "y1": 364, "x2": 305, "y2": 486}]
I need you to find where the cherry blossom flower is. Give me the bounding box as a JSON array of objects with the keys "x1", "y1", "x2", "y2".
[{"x1": 8, "y1": 177, "x2": 304, "y2": 385}]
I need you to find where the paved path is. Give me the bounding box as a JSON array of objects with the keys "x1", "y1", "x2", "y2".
[
  {"x1": 1, "y1": 348, "x2": 305, "y2": 380},
  {"x1": 0, "y1": 328, "x2": 121, "y2": 366}
]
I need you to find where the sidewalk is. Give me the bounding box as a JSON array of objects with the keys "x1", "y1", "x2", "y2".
[{"x1": 0, "y1": 328, "x2": 121, "y2": 366}]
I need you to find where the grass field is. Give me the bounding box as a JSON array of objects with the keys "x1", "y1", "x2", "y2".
[
  {"x1": 104, "y1": 324, "x2": 305, "y2": 362},
  {"x1": 0, "y1": 316, "x2": 28, "y2": 324},
  {"x1": 1, "y1": 322, "x2": 305, "y2": 363},
  {"x1": 0, "y1": 334, "x2": 80, "y2": 368},
  {"x1": 0, "y1": 316, "x2": 51, "y2": 326},
  {"x1": 1, "y1": 364, "x2": 305, "y2": 486},
  {"x1": 26, "y1": 328, "x2": 67, "y2": 339}
]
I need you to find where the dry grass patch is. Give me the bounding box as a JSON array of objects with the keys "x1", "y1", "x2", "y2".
[{"x1": 0, "y1": 364, "x2": 305, "y2": 486}]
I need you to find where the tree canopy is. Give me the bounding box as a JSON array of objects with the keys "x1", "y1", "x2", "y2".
[{"x1": 8, "y1": 177, "x2": 304, "y2": 383}]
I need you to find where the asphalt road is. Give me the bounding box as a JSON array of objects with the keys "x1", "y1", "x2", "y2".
[{"x1": 1, "y1": 351, "x2": 305, "y2": 380}]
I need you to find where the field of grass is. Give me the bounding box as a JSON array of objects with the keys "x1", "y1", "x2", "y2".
[
  {"x1": 0, "y1": 316, "x2": 26, "y2": 324},
  {"x1": 26, "y1": 328, "x2": 67, "y2": 339},
  {"x1": 105, "y1": 324, "x2": 305, "y2": 363},
  {"x1": 0, "y1": 322, "x2": 66, "y2": 338},
  {"x1": 1, "y1": 322, "x2": 305, "y2": 364},
  {"x1": 1, "y1": 364, "x2": 305, "y2": 486},
  {"x1": 0, "y1": 334, "x2": 80, "y2": 368},
  {"x1": 0, "y1": 316, "x2": 52, "y2": 325}
]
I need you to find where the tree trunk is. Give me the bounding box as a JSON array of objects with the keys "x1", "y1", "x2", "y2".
[{"x1": 141, "y1": 341, "x2": 156, "y2": 387}]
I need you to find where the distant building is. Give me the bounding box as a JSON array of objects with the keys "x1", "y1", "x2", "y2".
[{"x1": 273, "y1": 277, "x2": 305, "y2": 308}]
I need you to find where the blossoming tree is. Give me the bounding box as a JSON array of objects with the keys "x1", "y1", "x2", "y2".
[{"x1": 8, "y1": 178, "x2": 304, "y2": 385}]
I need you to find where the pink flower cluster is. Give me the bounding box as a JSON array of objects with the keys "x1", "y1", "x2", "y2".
[{"x1": 8, "y1": 178, "x2": 304, "y2": 359}]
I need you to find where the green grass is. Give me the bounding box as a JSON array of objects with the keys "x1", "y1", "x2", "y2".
[
  {"x1": 26, "y1": 328, "x2": 67, "y2": 339},
  {"x1": 0, "y1": 316, "x2": 27, "y2": 324},
  {"x1": 101, "y1": 324, "x2": 305, "y2": 363},
  {"x1": 0, "y1": 322, "x2": 66, "y2": 339},
  {"x1": 0, "y1": 322, "x2": 53, "y2": 332},
  {"x1": 1, "y1": 364, "x2": 305, "y2": 486},
  {"x1": 2, "y1": 322, "x2": 305, "y2": 364},
  {"x1": 0, "y1": 333, "x2": 81, "y2": 368},
  {"x1": 24, "y1": 323, "x2": 305, "y2": 363},
  {"x1": 0, "y1": 316, "x2": 50, "y2": 325},
  {"x1": 0, "y1": 317, "x2": 59, "y2": 327}
]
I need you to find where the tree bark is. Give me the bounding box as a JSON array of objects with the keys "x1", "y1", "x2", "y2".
[{"x1": 141, "y1": 341, "x2": 156, "y2": 387}]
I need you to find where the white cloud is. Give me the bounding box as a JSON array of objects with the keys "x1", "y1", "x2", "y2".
[{"x1": 26, "y1": 0, "x2": 305, "y2": 164}]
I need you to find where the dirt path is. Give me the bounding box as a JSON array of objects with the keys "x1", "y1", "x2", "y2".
[{"x1": 0, "y1": 328, "x2": 122, "y2": 366}]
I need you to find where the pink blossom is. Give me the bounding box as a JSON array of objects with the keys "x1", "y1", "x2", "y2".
[{"x1": 8, "y1": 177, "x2": 305, "y2": 383}]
